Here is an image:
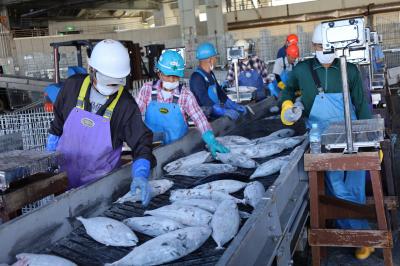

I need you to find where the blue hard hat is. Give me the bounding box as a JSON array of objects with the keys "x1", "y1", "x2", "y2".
[
  {"x1": 196, "y1": 42, "x2": 217, "y2": 60},
  {"x1": 157, "y1": 50, "x2": 185, "y2": 78}
]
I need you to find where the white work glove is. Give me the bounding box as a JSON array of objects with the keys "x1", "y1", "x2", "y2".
[{"x1": 283, "y1": 107, "x2": 302, "y2": 123}]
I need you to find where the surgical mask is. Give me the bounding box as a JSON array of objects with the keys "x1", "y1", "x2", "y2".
[
  {"x1": 316, "y1": 50, "x2": 336, "y2": 65},
  {"x1": 161, "y1": 89, "x2": 173, "y2": 99},
  {"x1": 95, "y1": 72, "x2": 126, "y2": 96},
  {"x1": 209, "y1": 63, "x2": 214, "y2": 71},
  {"x1": 162, "y1": 81, "x2": 179, "y2": 90}
]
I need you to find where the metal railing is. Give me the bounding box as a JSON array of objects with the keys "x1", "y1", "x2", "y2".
[{"x1": 12, "y1": 28, "x2": 49, "y2": 38}]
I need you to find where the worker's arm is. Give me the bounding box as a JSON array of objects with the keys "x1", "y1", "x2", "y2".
[
  {"x1": 348, "y1": 64, "x2": 372, "y2": 119},
  {"x1": 280, "y1": 67, "x2": 298, "y2": 104},
  {"x1": 272, "y1": 58, "x2": 284, "y2": 83},
  {"x1": 181, "y1": 87, "x2": 212, "y2": 134},
  {"x1": 135, "y1": 82, "x2": 153, "y2": 114}
]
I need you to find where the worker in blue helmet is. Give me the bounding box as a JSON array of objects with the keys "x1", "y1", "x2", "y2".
[
  {"x1": 189, "y1": 42, "x2": 247, "y2": 121},
  {"x1": 136, "y1": 50, "x2": 229, "y2": 157}
]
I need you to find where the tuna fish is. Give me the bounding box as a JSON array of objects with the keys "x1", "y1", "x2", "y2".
[
  {"x1": 167, "y1": 163, "x2": 237, "y2": 178},
  {"x1": 105, "y1": 227, "x2": 211, "y2": 266},
  {"x1": 252, "y1": 128, "x2": 296, "y2": 144},
  {"x1": 170, "y1": 189, "x2": 244, "y2": 204},
  {"x1": 163, "y1": 151, "x2": 212, "y2": 173},
  {"x1": 269, "y1": 136, "x2": 305, "y2": 149},
  {"x1": 123, "y1": 216, "x2": 185, "y2": 237},
  {"x1": 115, "y1": 179, "x2": 174, "y2": 204},
  {"x1": 77, "y1": 216, "x2": 138, "y2": 247},
  {"x1": 144, "y1": 204, "x2": 212, "y2": 227},
  {"x1": 216, "y1": 135, "x2": 253, "y2": 146},
  {"x1": 14, "y1": 253, "x2": 77, "y2": 266},
  {"x1": 227, "y1": 144, "x2": 260, "y2": 158},
  {"x1": 244, "y1": 181, "x2": 265, "y2": 208},
  {"x1": 211, "y1": 199, "x2": 240, "y2": 249},
  {"x1": 216, "y1": 152, "x2": 258, "y2": 168},
  {"x1": 194, "y1": 179, "x2": 247, "y2": 194},
  {"x1": 250, "y1": 155, "x2": 290, "y2": 179},
  {"x1": 172, "y1": 199, "x2": 219, "y2": 213},
  {"x1": 252, "y1": 143, "x2": 285, "y2": 158}
]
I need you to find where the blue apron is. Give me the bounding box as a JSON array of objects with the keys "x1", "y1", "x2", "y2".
[
  {"x1": 269, "y1": 57, "x2": 293, "y2": 98},
  {"x1": 194, "y1": 68, "x2": 220, "y2": 104},
  {"x1": 307, "y1": 61, "x2": 369, "y2": 230},
  {"x1": 144, "y1": 82, "x2": 188, "y2": 145},
  {"x1": 238, "y1": 69, "x2": 265, "y2": 101}
]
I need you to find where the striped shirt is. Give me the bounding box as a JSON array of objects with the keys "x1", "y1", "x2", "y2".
[
  {"x1": 226, "y1": 55, "x2": 269, "y2": 85},
  {"x1": 136, "y1": 80, "x2": 212, "y2": 134}
]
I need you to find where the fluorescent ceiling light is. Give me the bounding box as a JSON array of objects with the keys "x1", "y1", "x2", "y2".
[{"x1": 199, "y1": 12, "x2": 207, "y2": 22}]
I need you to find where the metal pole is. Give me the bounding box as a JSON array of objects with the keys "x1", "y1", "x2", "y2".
[
  {"x1": 340, "y1": 55, "x2": 354, "y2": 153},
  {"x1": 233, "y1": 59, "x2": 240, "y2": 103},
  {"x1": 53, "y1": 47, "x2": 60, "y2": 83}
]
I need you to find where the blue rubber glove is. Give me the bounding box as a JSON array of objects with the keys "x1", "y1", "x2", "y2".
[
  {"x1": 130, "y1": 159, "x2": 152, "y2": 207},
  {"x1": 202, "y1": 130, "x2": 230, "y2": 158},
  {"x1": 225, "y1": 98, "x2": 247, "y2": 114},
  {"x1": 212, "y1": 104, "x2": 240, "y2": 120},
  {"x1": 221, "y1": 80, "x2": 230, "y2": 90},
  {"x1": 46, "y1": 134, "x2": 60, "y2": 151}
]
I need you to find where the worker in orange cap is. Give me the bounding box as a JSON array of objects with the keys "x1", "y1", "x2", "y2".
[
  {"x1": 268, "y1": 44, "x2": 300, "y2": 97},
  {"x1": 277, "y1": 34, "x2": 298, "y2": 59}
]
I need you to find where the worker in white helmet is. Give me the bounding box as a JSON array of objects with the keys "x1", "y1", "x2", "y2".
[
  {"x1": 46, "y1": 39, "x2": 156, "y2": 207},
  {"x1": 225, "y1": 39, "x2": 269, "y2": 101},
  {"x1": 280, "y1": 24, "x2": 374, "y2": 260}
]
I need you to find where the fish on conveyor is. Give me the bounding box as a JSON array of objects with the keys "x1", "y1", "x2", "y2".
[
  {"x1": 163, "y1": 151, "x2": 212, "y2": 173},
  {"x1": 14, "y1": 253, "x2": 77, "y2": 266},
  {"x1": 216, "y1": 152, "x2": 258, "y2": 169},
  {"x1": 269, "y1": 135, "x2": 306, "y2": 149},
  {"x1": 250, "y1": 155, "x2": 290, "y2": 179},
  {"x1": 123, "y1": 216, "x2": 185, "y2": 237},
  {"x1": 227, "y1": 144, "x2": 260, "y2": 158},
  {"x1": 167, "y1": 163, "x2": 237, "y2": 178},
  {"x1": 172, "y1": 199, "x2": 219, "y2": 213},
  {"x1": 244, "y1": 181, "x2": 265, "y2": 208},
  {"x1": 252, "y1": 128, "x2": 296, "y2": 144},
  {"x1": 115, "y1": 179, "x2": 174, "y2": 204},
  {"x1": 170, "y1": 188, "x2": 244, "y2": 204},
  {"x1": 144, "y1": 204, "x2": 212, "y2": 227},
  {"x1": 194, "y1": 179, "x2": 247, "y2": 194},
  {"x1": 105, "y1": 227, "x2": 211, "y2": 266},
  {"x1": 211, "y1": 199, "x2": 240, "y2": 249},
  {"x1": 252, "y1": 143, "x2": 285, "y2": 158},
  {"x1": 216, "y1": 135, "x2": 253, "y2": 146},
  {"x1": 77, "y1": 216, "x2": 138, "y2": 246}
]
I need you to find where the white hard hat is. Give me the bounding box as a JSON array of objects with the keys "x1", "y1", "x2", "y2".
[
  {"x1": 312, "y1": 24, "x2": 323, "y2": 44},
  {"x1": 89, "y1": 39, "x2": 131, "y2": 78},
  {"x1": 234, "y1": 39, "x2": 250, "y2": 51}
]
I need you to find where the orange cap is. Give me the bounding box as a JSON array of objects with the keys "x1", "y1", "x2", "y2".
[
  {"x1": 286, "y1": 44, "x2": 299, "y2": 59},
  {"x1": 286, "y1": 34, "x2": 299, "y2": 45}
]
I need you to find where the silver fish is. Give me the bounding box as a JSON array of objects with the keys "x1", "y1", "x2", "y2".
[
  {"x1": 105, "y1": 227, "x2": 211, "y2": 266},
  {"x1": 14, "y1": 253, "x2": 76, "y2": 266},
  {"x1": 244, "y1": 181, "x2": 265, "y2": 208},
  {"x1": 163, "y1": 151, "x2": 212, "y2": 173},
  {"x1": 227, "y1": 144, "x2": 260, "y2": 158},
  {"x1": 168, "y1": 163, "x2": 237, "y2": 178},
  {"x1": 194, "y1": 179, "x2": 247, "y2": 194},
  {"x1": 77, "y1": 216, "x2": 138, "y2": 247},
  {"x1": 239, "y1": 211, "x2": 251, "y2": 219},
  {"x1": 144, "y1": 204, "x2": 212, "y2": 227},
  {"x1": 170, "y1": 189, "x2": 244, "y2": 203},
  {"x1": 253, "y1": 143, "x2": 285, "y2": 158},
  {"x1": 216, "y1": 152, "x2": 258, "y2": 168},
  {"x1": 172, "y1": 199, "x2": 219, "y2": 213},
  {"x1": 216, "y1": 135, "x2": 252, "y2": 146},
  {"x1": 115, "y1": 179, "x2": 174, "y2": 204},
  {"x1": 250, "y1": 155, "x2": 290, "y2": 179},
  {"x1": 211, "y1": 199, "x2": 240, "y2": 249},
  {"x1": 269, "y1": 136, "x2": 305, "y2": 149},
  {"x1": 123, "y1": 216, "x2": 185, "y2": 237},
  {"x1": 252, "y1": 128, "x2": 296, "y2": 144}
]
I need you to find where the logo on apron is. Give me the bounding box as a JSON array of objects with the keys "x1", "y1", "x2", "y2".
[
  {"x1": 159, "y1": 108, "x2": 169, "y2": 114},
  {"x1": 81, "y1": 118, "x2": 95, "y2": 127},
  {"x1": 245, "y1": 72, "x2": 252, "y2": 78}
]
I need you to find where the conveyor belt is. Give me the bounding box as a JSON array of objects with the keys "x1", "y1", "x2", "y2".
[{"x1": 42, "y1": 118, "x2": 306, "y2": 266}]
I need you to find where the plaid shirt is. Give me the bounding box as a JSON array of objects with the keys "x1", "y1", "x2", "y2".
[
  {"x1": 226, "y1": 55, "x2": 269, "y2": 85},
  {"x1": 136, "y1": 80, "x2": 212, "y2": 134}
]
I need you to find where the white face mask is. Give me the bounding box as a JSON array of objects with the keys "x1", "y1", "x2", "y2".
[
  {"x1": 96, "y1": 83, "x2": 119, "y2": 96},
  {"x1": 161, "y1": 89, "x2": 173, "y2": 99},
  {"x1": 95, "y1": 72, "x2": 125, "y2": 96},
  {"x1": 316, "y1": 50, "x2": 336, "y2": 65},
  {"x1": 209, "y1": 63, "x2": 214, "y2": 71},
  {"x1": 162, "y1": 81, "x2": 179, "y2": 90}
]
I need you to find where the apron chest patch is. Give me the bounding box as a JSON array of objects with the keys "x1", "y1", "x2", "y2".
[
  {"x1": 81, "y1": 118, "x2": 95, "y2": 127},
  {"x1": 159, "y1": 108, "x2": 169, "y2": 114}
]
